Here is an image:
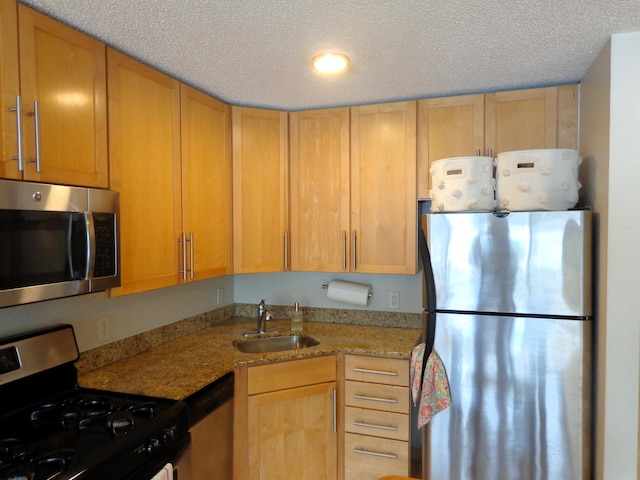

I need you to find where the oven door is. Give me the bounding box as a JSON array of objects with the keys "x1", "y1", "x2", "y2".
[{"x1": 123, "y1": 432, "x2": 191, "y2": 480}]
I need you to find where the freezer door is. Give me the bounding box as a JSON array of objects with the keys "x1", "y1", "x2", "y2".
[
  {"x1": 425, "y1": 210, "x2": 592, "y2": 317},
  {"x1": 425, "y1": 313, "x2": 591, "y2": 480}
]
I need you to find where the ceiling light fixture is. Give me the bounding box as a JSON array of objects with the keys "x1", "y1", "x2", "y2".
[{"x1": 312, "y1": 52, "x2": 350, "y2": 75}]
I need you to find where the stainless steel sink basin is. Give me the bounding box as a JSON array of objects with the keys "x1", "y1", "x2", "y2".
[{"x1": 233, "y1": 334, "x2": 320, "y2": 354}]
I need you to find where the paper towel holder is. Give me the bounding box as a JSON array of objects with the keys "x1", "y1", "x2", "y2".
[{"x1": 322, "y1": 282, "x2": 373, "y2": 299}]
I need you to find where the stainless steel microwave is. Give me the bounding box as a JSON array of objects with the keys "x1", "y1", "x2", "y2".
[{"x1": 0, "y1": 179, "x2": 120, "y2": 308}]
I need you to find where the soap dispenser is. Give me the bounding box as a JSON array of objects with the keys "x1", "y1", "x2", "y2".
[{"x1": 291, "y1": 302, "x2": 303, "y2": 334}]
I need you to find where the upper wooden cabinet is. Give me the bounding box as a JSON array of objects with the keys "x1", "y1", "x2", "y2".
[
  {"x1": 232, "y1": 106, "x2": 289, "y2": 274},
  {"x1": 417, "y1": 85, "x2": 579, "y2": 199},
  {"x1": 107, "y1": 49, "x2": 182, "y2": 295},
  {"x1": 289, "y1": 107, "x2": 351, "y2": 272},
  {"x1": 0, "y1": 3, "x2": 108, "y2": 187},
  {"x1": 351, "y1": 101, "x2": 417, "y2": 274},
  {"x1": 180, "y1": 85, "x2": 233, "y2": 281}
]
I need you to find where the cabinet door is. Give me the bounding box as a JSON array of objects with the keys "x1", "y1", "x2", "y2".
[
  {"x1": 17, "y1": 4, "x2": 107, "y2": 187},
  {"x1": 107, "y1": 48, "x2": 182, "y2": 295},
  {"x1": 351, "y1": 101, "x2": 417, "y2": 274},
  {"x1": 417, "y1": 94, "x2": 484, "y2": 199},
  {"x1": 0, "y1": 0, "x2": 19, "y2": 180},
  {"x1": 232, "y1": 106, "x2": 288, "y2": 273},
  {"x1": 190, "y1": 399, "x2": 233, "y2": 479},
  {"x1": 180, "y1": 85, "x2": 232, "y2": 281},
  {"x1": 248, "y1": 382, "x2": 337, "y2": 480},
  {"x1": 290, "y1": 107, "x2": 350, "y2": 272},
  {"x1": 485, "y1": 86, "x2": 558, "y2": 156}
]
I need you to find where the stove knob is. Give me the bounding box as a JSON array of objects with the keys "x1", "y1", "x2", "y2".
[
  {"x1": 163, "y1": 427, "x2": 176, "y2": 442},
  {"x1": 146, "y1": 438, "x2": 161, "y2": 454}
]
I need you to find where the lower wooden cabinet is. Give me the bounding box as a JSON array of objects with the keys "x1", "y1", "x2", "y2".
[
  {"x1": 190, "y1": 398, "x2": 233, "y2": 479},
  {"x1": 234, "y1": 355, "x2": 338, "y2": 480},
  {"x1": 343, "y1": 354, "x2": 411, "y2": 480}
]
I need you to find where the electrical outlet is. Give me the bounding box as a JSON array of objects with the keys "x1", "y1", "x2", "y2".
[
  {"x1": 389, "y1": 291, "x2": 399, "y2": 309},
  {"x1": 97, "y1": 317, "x2": 110, "y2": 343},
  {"x1": 216, "y1": 287, "x2": 224, "y2": 305}
]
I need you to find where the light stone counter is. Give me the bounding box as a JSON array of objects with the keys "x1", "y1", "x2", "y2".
[{"x1": 78, "y1": 317, "x2": 421, "y2": 401}]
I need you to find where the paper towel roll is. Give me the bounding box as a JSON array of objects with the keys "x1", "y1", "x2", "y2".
[{"x1": 326, "y1": 280, "x2": 372, "y2": 306}]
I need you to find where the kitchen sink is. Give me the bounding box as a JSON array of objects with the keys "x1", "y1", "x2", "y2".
[{"x1": 233, "y1": 334, "x2": 320, "y2": 354}]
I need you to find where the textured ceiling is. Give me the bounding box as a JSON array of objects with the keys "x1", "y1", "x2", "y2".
[{"x1": 17, "y1": 0, "x2": 640, "y2": 111}]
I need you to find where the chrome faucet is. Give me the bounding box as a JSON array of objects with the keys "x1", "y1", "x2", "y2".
[{"x1": 243, "y1": 299, "x2": 279, "y2": 337}]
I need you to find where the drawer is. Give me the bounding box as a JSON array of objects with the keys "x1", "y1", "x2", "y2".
[
  {"x1": 344, "y1": 406, "x2": 409, "y2": 441},
  {"x1": 247, "y1": 355, "x2": 336, "y2": 395},
  {"x1": 345, "y1": 354, "x2": 409, "y2": 386},
  {"x1": 344, "y1": 432, "x2": 409, "y2": 480},
  {"x1": 345, "y1": 380, "x2": 409, "y2": 414}
]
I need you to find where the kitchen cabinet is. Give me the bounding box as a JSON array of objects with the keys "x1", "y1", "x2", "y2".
[
  {"x1": 190, "y1": 398, "x2": 233, "y2": 479},
  {"x1": 232, "y1": 106, "x2": 289, "y2": 273},
  {"x1": 107, "y1": 49, "x2": 182, "y2": 295},
  {"x1": 343, "y1": 354, "x2": 410, "y2": 480},
  {"x1": 417, "y1": 85, "x2": 579, "y2": 199},
  {"x1": 180, "y1": 85, "x2": 232, "y2": 281},
  {"x1": 234, "y1": 355, "x2": 338, "y2": 480},
  {"x1": 289, "y1": 107, "x2": 351, "y2": 272},
  {"x1": 350, "y1": 102, "x2": 417, "y2": 274},
  {"x1": 0, "y1": 2, "x2": 108, "y2": 187},
  {"x1": 109, "y1": 50, "x2": 233, "y2": 295}
]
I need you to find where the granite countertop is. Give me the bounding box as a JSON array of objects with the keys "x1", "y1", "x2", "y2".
[{"x1": 78, "y1": 317, "x2": 421, "y2": 401}]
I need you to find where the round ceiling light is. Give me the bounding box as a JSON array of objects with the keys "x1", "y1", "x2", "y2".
[{"x1": 312, "y1": 52, "x2": 350, "y2": 75}]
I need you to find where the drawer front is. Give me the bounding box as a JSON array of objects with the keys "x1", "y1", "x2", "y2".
[
  {"x1": 248, "y1": 355, "x2": 336, "y2": 395},
  {"x1": 344, "y1": 406, "x2": 409, "y2": 441},
  {"x1": 345, "y1": 354, "x2": 409, "y2": 386},
  {"x1": 344, "y1": 432, "x2": 408, "y2": 480},
  {"x1": 345, "y1": 380, "x2": 409, "y2": 414}
]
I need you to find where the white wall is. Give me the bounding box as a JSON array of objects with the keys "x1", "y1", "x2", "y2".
[{"x1": 580, "y1": 31, "x2": 640, "y2": 480}]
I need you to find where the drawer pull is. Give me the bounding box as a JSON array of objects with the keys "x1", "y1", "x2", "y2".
[
  {"x1": 353, "y1": 367, "x2": 398, "y2": 377},
  {"x1": 352, "y1": 448, "x2": 398, "y2": 459},
  {"x1": 353, "y1": 421, "x2": 398, "y2": 431},
  {"x1": 353, "y1": 394, "x2": 398, "y2": 404}
]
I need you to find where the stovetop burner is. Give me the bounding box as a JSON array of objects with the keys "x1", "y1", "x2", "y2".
[{"x1": 0, "y1": 325, "x2": 190, "y2": 480}]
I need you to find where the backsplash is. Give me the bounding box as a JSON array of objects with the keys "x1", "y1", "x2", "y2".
[{"x1": 76, "y1": 304, "x2": 420, "y2": 375}]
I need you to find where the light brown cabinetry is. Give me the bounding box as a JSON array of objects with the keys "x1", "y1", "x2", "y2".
[
  {"x1": 290, "y1": 102, "x2": 417, "y2": 274},
  {"x1": 0, "y1": 2, "x2": 108, "y2": 187},
  {"x1": 289, "y1": 107, "x2": 350, "y2": 272},
  {"x1": 190, "y1": 398, "x2": 233, "y2": 479},
  {"x1": 343, "y1": 354, "x2": 410, "y2": 480},
  {"x1": 108, "y1": 50, "x2": 232, "y2": 296},
  {"x1": 234, "y1": 355, "x2": 338, "y2": 480},
  {"x1": 232, "y1": 106, "x2": 289, "y2": 274},
  {"x1": 417, "y1": 85, "x2": 579, "y2": 198}
]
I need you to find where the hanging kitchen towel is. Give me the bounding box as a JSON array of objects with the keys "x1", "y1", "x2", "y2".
[
  {"x1": 410, "y1": 343, "x2": 452, "y2": 428},
  {"x1": 151, "y1": 463, "x2": 173, "y2": 480}
]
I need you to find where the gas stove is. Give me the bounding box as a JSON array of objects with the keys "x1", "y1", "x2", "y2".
[{"x1": 0, "y1": 325, "x2": 190, "y2": 480}]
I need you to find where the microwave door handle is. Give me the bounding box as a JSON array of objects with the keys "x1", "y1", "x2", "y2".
[{"x1": 85, "y1": 212, "x2": 95, "y2": 279}]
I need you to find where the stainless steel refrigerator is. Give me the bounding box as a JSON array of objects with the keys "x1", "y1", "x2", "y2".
[{"x1": 417, "y1": 209, "x2": 592, "y2": 480}]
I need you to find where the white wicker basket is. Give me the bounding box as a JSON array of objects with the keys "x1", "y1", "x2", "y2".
[{"x1": 430, "y1": 156, "x2": 495, "y2": 212}]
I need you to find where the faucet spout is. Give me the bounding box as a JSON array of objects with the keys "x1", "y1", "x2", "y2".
[{"x1": 243, "y1": 299, "x2": 279, "y2": 337}]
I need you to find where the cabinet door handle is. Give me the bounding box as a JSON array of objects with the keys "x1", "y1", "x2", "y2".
[
  {"x1": 27, "y1": 100, "x2": 42, "y2": 172},
  {"x1": 284, "y1": 231, "x2": 288, "y2": 270},
  {"x1": 9, "y1": 96, "x2": 24, "y2": 171},
  {"x1": 352, "y1": 367, "x2": 398, "y2": 377},
  {"x1": 351, "y1": 230, "x2": 357, "y2": 271},
  {"x1": 189, "y1": 232, "x2": 194, "y2": 279},
  {"x1": 352, "y1": 448, "x2": 397, "y2": 459},
  {"x1": 178, "y1": 232, "x2": 187, "y2": 280},
  {"x1": 352, "y1": 421, "x2": 398, "y2": 432},
  {"x1": 353, "y1": 394, "x2": 398, "y2": 404},
  {"x1": 333, "y1": 389, "x2": 337, "y2": 433},
  {"x1": 342, "y1": 231, "x2": 347, "y2": 272}
]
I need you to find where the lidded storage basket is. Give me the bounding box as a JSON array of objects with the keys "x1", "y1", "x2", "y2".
[
  {"x1": 495, "y1": 149, "x2": 581, "y2": 211},
  {"x1": 430, "y1": 156, "x2": 495, "y2": 212}
]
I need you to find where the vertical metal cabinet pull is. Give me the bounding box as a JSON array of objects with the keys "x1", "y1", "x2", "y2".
[
  {"x1": 352, "y1": 448, "x2": 398, "y2": 459},
  {"x1": 342, "y1": 231, "x2": 347, "y2": 272},
  {"x1": 178, "y1": 233, "x2": 187, "y2": 280},
  {"x1": 333, "y1": 389, "x2": 337, "y2": 433},
  {"x1": 351, "y1": 231, "x2": 357, "y2": 271},
  {"x1": 284, "y1": 231, "x2": 289, "y2": 270},
  {"x1": 28, "y1": 100, "x2": 42, "y2": 172},
  {"x1": 189, "y1": 232, "x2": 194, "y2": 279},
  {"x1": 9, "y1": 96, "x2": 24, "y2": 171}
]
